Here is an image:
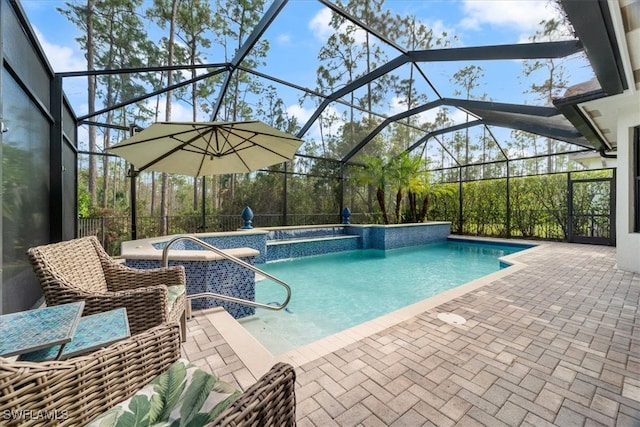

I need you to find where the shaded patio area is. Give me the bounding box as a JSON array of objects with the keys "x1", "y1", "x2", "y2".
[{"x1": 182, "y1": 241, "x2": 639, "y2": 426}]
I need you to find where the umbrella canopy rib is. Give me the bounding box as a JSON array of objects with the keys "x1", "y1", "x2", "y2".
[
  {"x1": 137, "y1": 125, "x2": 218, "y2": 172},
  {"x1": 217, "y1": 130, "x2": 253, "y2": 172}
]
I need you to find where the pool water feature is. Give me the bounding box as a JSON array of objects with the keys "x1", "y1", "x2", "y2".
[{"x1": 240, "y1": 240, "x2": 531, "y2": 354}]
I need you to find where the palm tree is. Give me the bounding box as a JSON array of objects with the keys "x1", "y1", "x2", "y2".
[
  {"x1": 408, "y1": 172, "x2": 454, "y2": 222},
  {"x1": 355, "y1": 156, "x2": 390, "y2": 224},
  {"x1": 358, "y1": 152, "x2": 449, "y2": 224},
  {"x1": 407, "y1": 170, "x2": 428, "y2": 222},
  {"x1": 388, "y1": 152, "x2": 452, "y2": 223},
  {"x1": 387, "y1": 152, "x2": 423, "y2": 223}
]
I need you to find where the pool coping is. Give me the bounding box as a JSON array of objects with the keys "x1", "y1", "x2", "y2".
[
  {"x1": 205, "y1": 236, "x2": 544, "y2": 378},
  {"x1": 120, "y1": 232, "x2": 262, "y2": 261}
]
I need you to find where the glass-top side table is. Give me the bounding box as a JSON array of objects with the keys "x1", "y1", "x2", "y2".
[
  {"x1": 19, "y1": 308, "x2": 130, "y2": 362},
  {"x1": 0, "y1": 301, "x2": 85, "y2": 358}
]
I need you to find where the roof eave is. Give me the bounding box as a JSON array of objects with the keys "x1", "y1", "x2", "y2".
[{"x1": 560, "y1": 0, "x2": 628, "y2": 95}]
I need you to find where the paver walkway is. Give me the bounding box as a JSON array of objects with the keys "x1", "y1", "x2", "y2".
[{"x1": 183, "y1": 242, "x2": 640, "y2": 426}]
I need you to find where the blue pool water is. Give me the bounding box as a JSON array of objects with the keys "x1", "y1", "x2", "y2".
[{"x1": 241, "y1": 240, "x2": 530, "y2": 354}]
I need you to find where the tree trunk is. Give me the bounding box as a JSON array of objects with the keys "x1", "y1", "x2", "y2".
[
  {"x1": 193, "y1": 178, "x2": 198, "y2": 211},
  {"x1": 191, "y1": 39, "x2": 198, "y2": 212},
  {"x1": 101, "y1": 112, "x2": 112, "y2": 210},
  {"x1": 211, "y1": 176, "x2": 218, "y2": 210},
  {"x1": 418, "y1": 195, "x2": 429, "y2": 222},
  {"x1": 151, "y1": 172, "x2": 156, "y2": 215},
  {"x1": 160, "y1": 0, "x2": 179, "y2": 236},
  {"x1": 160, "y1": 174, "x2": 169, "y2": 235},
  {"x1": 376, "y1": 187, "x2": 389, "y2": 224},
  {"x1": 86, "y1": 0, "x2": 97, "y2": 206},
  {"x1": 395, "y1": 190, "x2": 402, "y2": 223},
  {"x1": 408, "y1": 192, "x2": 417, "y2": 222}
]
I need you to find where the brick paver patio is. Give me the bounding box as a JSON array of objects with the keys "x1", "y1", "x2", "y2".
[{"x1": 183, "y1": 241, "x2": 640, "y2": 426}]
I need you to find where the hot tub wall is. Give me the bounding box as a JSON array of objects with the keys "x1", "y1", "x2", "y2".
[
  {"x1": 152, "y1": 233, "x2": 268, "y2": 264},
  {"x1": 262, "y1": 222, "x2": 451, "y2": 261},
  {"x1": 125, "y1": 258, "x2": 256, "y2": 317},
  {"x1": 266, "y1": 225, "x2": 346, "y2": 241},
  {"x1": 348, "y1": 222, "x2": 451, "y2": 250},
  {"x1": 266, "y1": 236, "x2": 360, "y2": 262}
]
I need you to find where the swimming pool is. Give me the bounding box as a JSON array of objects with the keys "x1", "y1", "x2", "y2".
[{"x1": 240, "y1": 239, "x2": 531, "y2": 354}]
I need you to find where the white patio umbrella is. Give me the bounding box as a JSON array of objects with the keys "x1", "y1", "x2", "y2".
[
  {"x1": 108, "y1": 120, "x2": 303, "y2": 177},
  {"x1": 107, "y1": 120, "x2": 304, "y2": 238}
]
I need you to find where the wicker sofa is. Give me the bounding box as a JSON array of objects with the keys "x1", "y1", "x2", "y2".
[
  {"x1": 27, "y1": 236, "x2": 187, "y2": 340},
  {"x1": 0, "y1": 323, "x2": 297, "y2": 426}
]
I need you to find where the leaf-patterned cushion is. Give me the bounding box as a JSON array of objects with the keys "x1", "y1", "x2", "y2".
[
  {"x1": 167, "y1": 285, "x2": 186, "y2": 311},
  {"x1": 87, "y1": 359, "x2": 241, "y2": 427}
]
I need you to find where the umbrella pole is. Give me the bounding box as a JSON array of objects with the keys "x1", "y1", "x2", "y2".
[
  {"x1": 130, "y1": 166, "x2": 138, "y2": 240},
  {"x1": 283, "y1": 162, "x2": 288, "y2": 226},
  {"x1": 201, "y1": 176, "x2": 206, "y2": 231},
  {"x1": 127, "y1": 124, "x2": 139, "y2": 241}
]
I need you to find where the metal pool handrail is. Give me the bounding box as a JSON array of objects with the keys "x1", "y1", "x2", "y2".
[{"x1": 161, "y1": 235, "x2": 291, "y2": 311}]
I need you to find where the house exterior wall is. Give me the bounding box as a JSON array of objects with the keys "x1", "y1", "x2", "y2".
[{"x1": 615, "y1": 96, "x2": 640, "y2": 273}]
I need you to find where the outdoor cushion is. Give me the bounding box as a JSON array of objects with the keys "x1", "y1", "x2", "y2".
[
  {"x1": 87, "y1": 358, "x2": 241, "y2": 426},
  {"x1": 166, "y1": 285, "x2": 186, "y2": 312}
]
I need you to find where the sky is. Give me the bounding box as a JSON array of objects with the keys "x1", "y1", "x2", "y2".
[
  {"x1": 19, "y1": 0, "x2": 593, "y2": 152},
  {"x1": 21, "y1": 0, "x2": 560, "y2": 70}
]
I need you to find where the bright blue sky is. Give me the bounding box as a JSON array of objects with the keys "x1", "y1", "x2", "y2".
[{"x1": 19, "y1": 0, "x2": 595, "y2": 152}]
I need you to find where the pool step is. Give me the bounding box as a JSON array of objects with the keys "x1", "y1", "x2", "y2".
[{"x1": 238, "y1": 316, "x2": 298, "y2": 355}]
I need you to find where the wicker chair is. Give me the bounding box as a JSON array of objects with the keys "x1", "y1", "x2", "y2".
[
  {"x1": 0, "y1": 323, "x2": 297, "y2": 426},
  {"x1": 27, "y1": 236, "x2": 187, "y2": 340}
]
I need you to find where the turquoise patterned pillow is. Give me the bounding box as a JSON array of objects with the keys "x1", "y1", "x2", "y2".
[{"x1": 88, "y1": 359, "x2": 241, "y2": 427}]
